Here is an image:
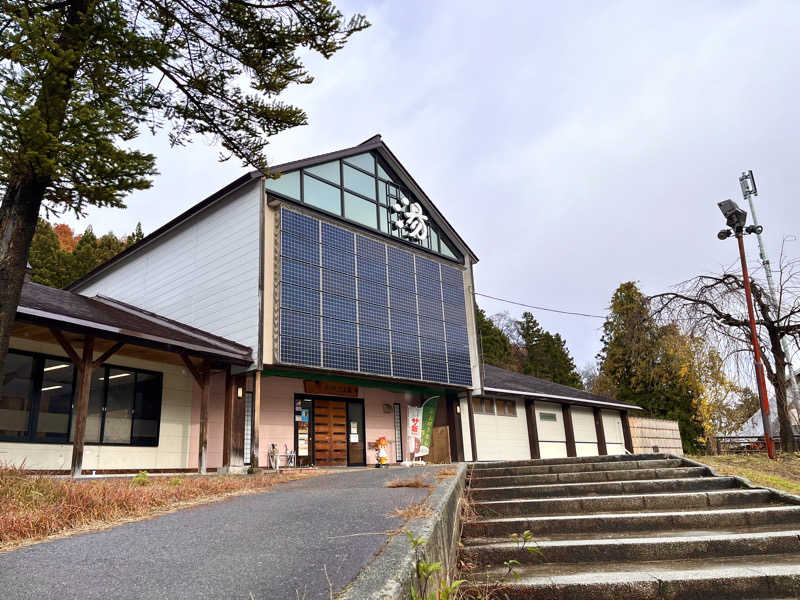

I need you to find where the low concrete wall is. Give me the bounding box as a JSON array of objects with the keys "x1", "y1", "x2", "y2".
[
  {"x1": 630, "y1": 416, "x2": 683, "y2": 456},
  {"x1": 339, "y1": 463, "x2": 467, "y2": 599}
]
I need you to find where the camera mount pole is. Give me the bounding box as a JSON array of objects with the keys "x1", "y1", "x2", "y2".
[
  {"x1": 736, "y1": 228, "x2": 776, "y2": 459},
  {"x1": 740, "y1": 171, "x2": 800, "y2": 427}
]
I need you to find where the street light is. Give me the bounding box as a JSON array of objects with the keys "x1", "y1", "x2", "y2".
[{"x1": 717, "y1": 199, "x2": 776, "y2": 459}]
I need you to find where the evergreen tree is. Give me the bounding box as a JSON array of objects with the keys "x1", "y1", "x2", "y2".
[
  {"x1": 0, "y1": 0, "x2": 369, "y2": 382},
  {"x1": 97, "y1": 232, "x2": 126, "y2": 263},
  {"x1": 126, "y1": 222, "x2": 144, "y2": 247},
  {"x1": 476, "y1": 307, "x2": 515, "y2": 370},
  {"x1": 28, "y1": 219, "x2": 67, "y2": 287},
  {"x1": 70, "y1": 227, "x2": 98, "y2": 282},
  {"x1": 517, "y1": 312, "x2": 583, "y2": 389},
  {"x1": 596, "y1": 282, "x2": 705, "y2": 452}
]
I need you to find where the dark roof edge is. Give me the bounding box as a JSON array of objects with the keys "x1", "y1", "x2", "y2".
[
  {"x1": 479, "y1": 385, "x2": 643, "y2": 411},
  {"x1": 67, "y1": 171, "x2": 262, "y2": 291}
]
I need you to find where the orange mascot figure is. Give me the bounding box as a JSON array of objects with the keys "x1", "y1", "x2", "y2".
[{"x1": 375, "y1": 436, "x2": 389, "y2": 468}]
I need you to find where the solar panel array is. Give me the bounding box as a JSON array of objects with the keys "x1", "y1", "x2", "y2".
[{"x1": 279, "y1": 207, "x2": 472, "y2": 386}]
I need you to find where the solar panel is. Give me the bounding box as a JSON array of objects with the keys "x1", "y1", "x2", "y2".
[
  {"x1": 278, "y1": 208, "x2": 471, "y2": 386},
  {"x1": 323, "y1": 342, "x2": 358, "y2": 371}
]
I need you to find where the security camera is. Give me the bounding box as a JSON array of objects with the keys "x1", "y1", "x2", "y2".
[
  {"x1": 746, "y1": 225, "x2": 764, "y2": 235},
  {"x1": 718, "y1": 229, "x2": 733, "y2": 240},
  {"x1": 717, "y1": 199, "x2": 748, "y2": 230}
]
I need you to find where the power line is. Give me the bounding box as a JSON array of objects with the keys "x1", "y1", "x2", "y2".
[{"x1": 475, "y1": 292, "x2": 606, "y2": 319}]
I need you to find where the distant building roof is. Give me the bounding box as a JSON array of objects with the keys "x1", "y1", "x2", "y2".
[
  {"x1": 16, "y1": 282, "x2": 252, "y2": 365},
  {"x1": 480, "y1": 363, "x2": 642, "y2": 411}
]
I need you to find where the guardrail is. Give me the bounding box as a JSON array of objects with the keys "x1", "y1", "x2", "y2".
[{"x1": 708, "y1": 436, "x2": 800, "y2": 454}]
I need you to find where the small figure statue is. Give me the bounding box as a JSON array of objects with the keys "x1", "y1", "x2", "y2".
[{"x1": 375, "y1": 436, "x2": 389, "y2": 468}]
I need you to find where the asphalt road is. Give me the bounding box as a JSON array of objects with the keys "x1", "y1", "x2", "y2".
[{"x1": 0, "y1": 468, "x2": 435, "y2": 600}]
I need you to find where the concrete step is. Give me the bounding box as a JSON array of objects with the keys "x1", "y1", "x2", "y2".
[
  {"x1": 470, "y1": 458, "x2": 684, "y2": 478},
  {"x1": 470, "y1": 453, "x2": 668, "y2": 470},
  {"x1": 468, "y1": 466, "x2": 708, "y2": 488},
  {"x1": 472, "y1": 488, "x2": 778, "y2": 517},
  {"x1": 463, "y1": 505, "x2": 800, "y2": 538},
  {"x1": 460, "y1": 529, "x2": 800, "y2": 565},
  {"x1": 463, "y1": 553, "x2": 800, "y2": 599},
  {"x1": 469, "y1": 476, "x2": 739, "y2": 501}
]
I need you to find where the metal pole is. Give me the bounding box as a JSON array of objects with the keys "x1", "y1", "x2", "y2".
[
  {"x1": 737, "y1": 233, "x2": 776, "y2": 459},
  {"x1": 741, "y1": 171, "x2": 800, "y2": 425}
]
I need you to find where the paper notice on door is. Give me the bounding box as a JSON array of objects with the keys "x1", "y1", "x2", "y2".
[{"x1": 349, "y1": 433, "x2": 359, "y2": 443}]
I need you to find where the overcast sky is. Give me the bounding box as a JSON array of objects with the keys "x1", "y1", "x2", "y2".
[{"x1": 59, "y1": 0, "x2": 800, "y2": 372}]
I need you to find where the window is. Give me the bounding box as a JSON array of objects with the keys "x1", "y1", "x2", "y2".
[
  {"x1": 0, "y1": 350, "x2": 162, "y2": 446},
  {"x1": 495, "y1": 399, "x2": 517, "y2": 417},
  {"x1": 267, "y1": 152, "x2": 461, "y2": 261},
  {"x1": 472, "y1": 397, "x2": 495, "y2": 415},
  {"x1": 539, "y1": 412, "x2": 558, "y2": 422}
]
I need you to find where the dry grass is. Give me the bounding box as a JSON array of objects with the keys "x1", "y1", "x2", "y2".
[
  {"x1": 384, "y1": 476, "x2": 430, "y2": 489},
  {"x1": 0, "y1": 465, "x2": 321, "y2": 551},
  {"x1": 389, "y1": 500, "x2": 433, "y2": 521},
  {"x1": 690, "y1": 453, "x2": 800, "y2": 494},
  {"x1": 435, "y1": 468, "x2": 458, "y2": 480}
]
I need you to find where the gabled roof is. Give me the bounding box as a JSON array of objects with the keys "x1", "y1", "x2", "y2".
[
  {"x1": 69, "y1": 135, "x2": 476, "y2": 291},
  {"x1": 17, "y1": 282, "x2": 253, "y2": 364},
  {"x1": 480, "y1": 363, "x2": 642, "y2": 411}
]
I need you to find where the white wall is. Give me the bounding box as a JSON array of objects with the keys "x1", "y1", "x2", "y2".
[
  {"x1": 535, "y1": 401, "x2": 567, "y2": 458},
  {"x1": 572, "y1": 406, "x2": 599, "y2": 457},
  {"x1": 473, "y1": 399, "x2": 530, "y2": 461},
  {"x1": 460, "y1": 396, "x2": 473, "y2": 462},
  {"x1": 602, "y1": 409, "x2": 626, "y2": 455},
  {"x1": 1, "y1": 337, "x2": 195, "y2": 470},
  {"x1": 74, "y1": 180, "x2": 263, "y2": 365}
]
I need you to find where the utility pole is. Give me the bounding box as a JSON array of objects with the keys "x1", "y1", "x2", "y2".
[
  {"x1": 739, "y1": 170, "x2": 800, "y2": 426},
  {"x1": 718, "y1": 200, "x2": 776, "y2": 459}
]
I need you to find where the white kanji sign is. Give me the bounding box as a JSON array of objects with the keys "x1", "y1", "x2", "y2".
[{"x1": 392, "y1": 197, "x2": 429, "y2": 242}]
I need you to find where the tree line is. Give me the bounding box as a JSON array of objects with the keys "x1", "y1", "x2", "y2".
[
  {"x1": 27, "y1": 219, "x2": 143, "y2": 289},
  {"x1": 478, "y1": 280, "x2": 764, "y2": 453}
]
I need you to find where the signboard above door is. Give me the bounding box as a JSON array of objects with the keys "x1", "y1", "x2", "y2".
[{"x1": 303, "y1": 380, "x2": 359, "y2": 397}]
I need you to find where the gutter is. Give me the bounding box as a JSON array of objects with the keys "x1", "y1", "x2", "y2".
[{"x1": 481, "y1": 386, "x2": 643, "y2": 411}]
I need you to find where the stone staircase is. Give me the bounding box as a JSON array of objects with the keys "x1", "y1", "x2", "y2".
[{"x1": 460, "y1": 453, "x2": 800, "y2": 599}]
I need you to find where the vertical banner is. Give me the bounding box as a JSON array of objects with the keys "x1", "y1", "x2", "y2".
[
  {"x1": 408, "y1": 405, "x2": 422, "y2": 456},
  {"x1": 419, "y1": 397, "x2": 439, "y2": 455}
]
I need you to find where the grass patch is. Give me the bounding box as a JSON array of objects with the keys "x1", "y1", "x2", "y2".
[
  {"x1": 389, "y1": 500, "x2": 433, "y2": 521},
  {"x1": 435, "y1": 468, "x2": 458, "y2": 480},
  {"x1": 0, "y1": 465, "x2": 321, "y2": 550},
  {"x1": 690, "y1": 453, "x2": 800, "y2": 494},
  {"x1": 384, "y1": 476, "x2": 430, "y2": 489}
]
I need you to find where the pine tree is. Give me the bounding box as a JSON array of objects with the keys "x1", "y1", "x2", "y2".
[
  {"x1": 97, "y1": 232, "x2": 126, "y2": 263},
  {"x1": 517, "y1": 312, "x2": 583, "y2": 389},
  {"x1": 476, "y1": 307, "x2": 515, "y2": 370},
  {"x1": 597, "y1": 282, "x2": 706, "y2": 452},
  {"x1": 28, "y1": 219, "x2": 66, "y2": 287},
  {"x1": 126, "y1": 222, "x2": 144, "y2": 247},
  {"x1": 70, "y1": 227, "x2": 98, "y2": 283}
]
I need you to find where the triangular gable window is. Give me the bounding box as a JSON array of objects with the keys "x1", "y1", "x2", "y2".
[{"x1": 265, "y1": 151, "x2": 461, "y2": 260}]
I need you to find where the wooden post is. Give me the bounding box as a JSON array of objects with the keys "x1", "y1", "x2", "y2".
[
  {"x1": 199, "y1": 368, "x2": 209, "y2": 474},
  {"x1": 250, "y1": 371, "x2": 261, "y2": 468},
  {"x1": 446, "y1": 393, "x2": 464, "y2": 462},
  {"x1": 621, "y1": 411, "x2": 634, "y2": 454},
  {"x1": 562, "y1": 404, "x2": 577, "y2": 457},
  {"x1": 223, "y1": 365, "x2": 233, "y2": 468},
  {"x1": 70, "y1": 336, "x2": 95, "y2": 477},
  {"x1": 525, "y1": 399, "x2": 540, "y2": 460},
  {"x1": 466, "y1": 390, "x2": 478, "y2": 462},
  {"x1": 594, "y1": 407, "x2": 607, "y2": 455}
]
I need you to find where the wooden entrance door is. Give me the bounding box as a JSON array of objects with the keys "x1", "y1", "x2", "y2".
[{"x1": 314, "y1": 399, "x2": 347, "y2": 466}]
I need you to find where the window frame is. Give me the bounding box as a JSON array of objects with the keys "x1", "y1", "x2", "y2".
[
  {"x1": 495, "y1": 398, "x2": 517, "y2": 417},
  {"x1": 1, "y1": 349, "x2": 163, "y2": 447},
  {"x1": 471, "y1": 397, "x2": 495, "y2": 415}
]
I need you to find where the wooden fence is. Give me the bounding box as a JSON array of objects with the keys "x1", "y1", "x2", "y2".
[{"x1": 629, "y1": 416, "x2": 683, "y2": 456}]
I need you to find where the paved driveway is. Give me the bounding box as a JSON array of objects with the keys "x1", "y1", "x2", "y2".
[{"x1": 1, "y1": 468, "x2": 435, "y2": 600}]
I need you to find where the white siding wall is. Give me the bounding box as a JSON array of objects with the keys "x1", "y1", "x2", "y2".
[
  {"x1": 463, "y1": 259, "x2": 482, "y2": 394},
  {"x1": 460, "y1": 396, "x2": 473, "y2": 461},
  {"x1": 473, "y1": 399, "x2": 530, "y2": 461},
  {"x1": 535, "y1": 401, "x2": 567, "y2": 458},
  {"x1": 74, "y1": 180, "x2": 262, "y2": 363},
  {"x1": 572, "y1": 406, "x2": 599, "y2": 457},
  {"x1": 602, "y1": 409, "x2": 626, "y2": 455}
]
